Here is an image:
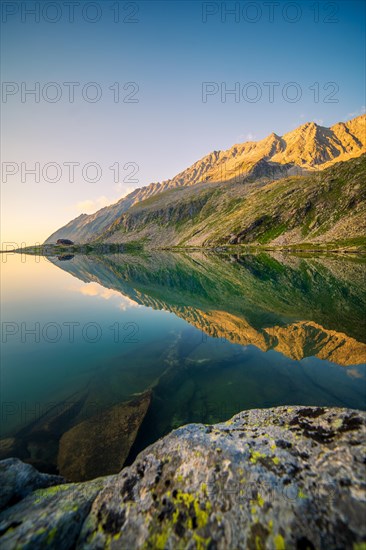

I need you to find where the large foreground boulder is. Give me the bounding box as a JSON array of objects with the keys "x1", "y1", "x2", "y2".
[{"x1": 0, "y1": 406, "x2": 365, "y2": 549}]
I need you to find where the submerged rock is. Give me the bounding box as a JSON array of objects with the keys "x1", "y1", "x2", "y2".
[
  {"x1": 0, "y1": 406, "x2": 365, "y2": 549},
  {"x1": 57, "y1": 391, "x2": 151, "y2": 481},
  {"x1": 0, "y1": 390, "x2": 89, "y2": 474}
]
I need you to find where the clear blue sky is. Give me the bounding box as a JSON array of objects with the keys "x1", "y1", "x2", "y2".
[{"x1": 1, "y1": 0, "x2": 365, "y2": 243}]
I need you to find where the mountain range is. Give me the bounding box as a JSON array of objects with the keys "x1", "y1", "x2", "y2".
[{"x1": 45, "y1": 115, "x2": 366, "y2": 248}]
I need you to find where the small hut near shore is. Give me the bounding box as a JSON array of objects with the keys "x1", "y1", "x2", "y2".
[{"x1": 56, "y1": 239, "x2": 74, "y2": 245}]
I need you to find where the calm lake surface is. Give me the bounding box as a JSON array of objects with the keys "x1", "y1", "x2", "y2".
[{"x1": 1, "y1": 251, "x2": 365, "y2": 480}]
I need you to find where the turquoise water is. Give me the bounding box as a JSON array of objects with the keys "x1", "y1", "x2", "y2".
[{"x1": 1, "y1": 251, "x2": 365, "y2": 477}]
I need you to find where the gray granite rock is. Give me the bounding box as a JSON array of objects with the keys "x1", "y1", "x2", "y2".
[
  {"x1": 0, "y1": 476, "x2": 113, "y2": 549},
  {"x1": 1, "y1": 406, "x2": 365, "y2": 549},
  {"x1": 0, "y1": 458, "x2": 64, "y2": 512}
]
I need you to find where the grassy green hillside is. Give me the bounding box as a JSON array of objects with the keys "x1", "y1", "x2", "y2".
[{"x1": 96, "y1": 155, "x2": 366, "y2": 251}]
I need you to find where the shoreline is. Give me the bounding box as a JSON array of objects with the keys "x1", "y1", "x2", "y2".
[{"x1": 3, "y1": 241, "x2": 366, "y2": 256}]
